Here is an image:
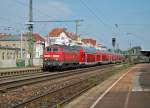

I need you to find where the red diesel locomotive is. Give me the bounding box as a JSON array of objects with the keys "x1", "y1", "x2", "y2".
[
  {"x1": 43, "y1": 45, "x2": 79, "y2": 70},
  {"x1": 43, "y1": 44, "x2": 124, "y2": 70}
]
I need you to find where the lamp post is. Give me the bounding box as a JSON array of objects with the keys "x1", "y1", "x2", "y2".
[{"x1": 20, "y1": 32, "x2": 23, "y2": 59}]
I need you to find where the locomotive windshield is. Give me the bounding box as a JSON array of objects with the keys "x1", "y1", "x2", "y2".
[
  {"x1": 47, "y1": 47, "x2": 51, "y2": 52},
  {"x1": 53, "y1": 48, "x2": 58, "y2": 52},
  {"x1": 46, "y1": 47, "x2": 59, "y2": 52}
]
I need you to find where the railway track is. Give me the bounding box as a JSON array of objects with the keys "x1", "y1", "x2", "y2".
[
  {"x1": 10, "y1": 64, "x2": 129, "y2": 108},
  {"x1": 0, "y1": 64, "x2": 115, "y2": 92},
  {"x1": 13, "y1": 78, "x2": 93, "y2": 108}
]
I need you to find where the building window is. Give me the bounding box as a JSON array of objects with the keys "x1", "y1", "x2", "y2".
[
  {"x1": 51, "y1": 39, "x2": 55, "y2": 42},
  {"x1": 7, "y1": 52, "x2": 9, "y2": 59},
  {"x1": 23, "y1": 52, "x2": 25, "y2": 58},
  {"x1": 2, "y1": 52, "x2": 5, "y2": 60},
  {"x1": 17, "y1": 53, "x2": 18, "y2": 59},
  {"x1": 61, "y1": 37, "x2": 65, "y2": 40},
  {"x1": 13, "y1": 53, "x2": 15, "y2": 59},
  {"x1": 36, "y1": 52, "x2": 39, "y2": 57}
]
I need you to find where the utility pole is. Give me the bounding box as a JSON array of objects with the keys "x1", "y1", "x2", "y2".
[
  {"x1": 117, "y1": 43, "x2": 119, "y2": 54},
  {"x1": 27, "y1": 0, "x2": 33, "y2": 66},
  {"x1": 129, "y1": 41, "x2": 132, "y2": 63},
  {"x1": 75, "y1": 20, "x2": 81, "y2": 37},
  {"x1": 20, "y1": 32, "x2": 23, "y2": 59}
]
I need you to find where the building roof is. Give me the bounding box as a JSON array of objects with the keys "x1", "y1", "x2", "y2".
[
  {"x1": 48, "y1": 28, "x2": 79, "y2": 40},
  {"x1": 32, "y1": 33, "x2": 45, "y2": 42},
  {"x1": 0, "y1": 46, "x2": 23, "y2": 50},
  {"x1": 0, "y1": 34, "x2": 21, "y2": 41},
  {"x1": 49, "y1": 28, "x2": 66, "y2": 37},
  {"x1": 0, "y1": 33, "x2": 45, "y2": 42}
]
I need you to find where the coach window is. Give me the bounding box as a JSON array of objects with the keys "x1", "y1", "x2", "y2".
[
  {"x1": 97, "y1": 55, "x2": 100, "y2": 59},
  {"x1": 64, "y1": 47, "x2": 69, "y2": 52}
]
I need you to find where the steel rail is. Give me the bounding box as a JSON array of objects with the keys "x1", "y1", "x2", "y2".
[
  {"x1": 12, "y1": 78, "x2": 94, "y2": 108},
  {"x1": 12, "y1": 64, "x2": 120, "y2": 108},
  {"x1": 0, "y1": 64, "x2": 115, "y2": 92}
]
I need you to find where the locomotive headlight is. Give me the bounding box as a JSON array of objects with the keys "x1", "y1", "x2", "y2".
[
  {"x1": 44, "y1": 58, "x2": 48, "y2": 61},
  {"x1": 44, "y1": 55, "x2": 51, "y2": 57}
]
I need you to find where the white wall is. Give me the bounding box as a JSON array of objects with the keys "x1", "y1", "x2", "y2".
[
  {"x1": 0, "y1": 60, "x2": 16, "y2": 68},
  {"x1": 49, "y1": 32, "x2": 71, "y2": 45},
  {"x1": 35, "y1": 43, "x2": 44, "y2": 58}
]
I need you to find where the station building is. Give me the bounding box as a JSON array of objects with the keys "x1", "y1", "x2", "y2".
[
  {"x1": 48, "y1": 28, "x2": 82, "y2": 46},
  {"x1": 0, "y1": 33, "x2": 45, "y2": 67}
]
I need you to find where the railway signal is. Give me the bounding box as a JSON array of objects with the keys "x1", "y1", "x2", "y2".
[{"x1": 112, "y1": 37, "x2": 116, "y2": 52}]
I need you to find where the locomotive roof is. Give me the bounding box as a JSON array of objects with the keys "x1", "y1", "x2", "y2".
[
  {"x1": 47, "y1": 44, "x2": 66, "y2": 48},
  {"x1": 47, "y1": 44, "x2": 79, "y2": 51},
  {"x1": 101, "y1": 50, "x2": 110, "y2": 53},
  {"x1": 71, "y1": 45, "x2": 97, "y2": 53},
  {"x1": 48, "y1": 44, "x2": 118, "y2": 55}
]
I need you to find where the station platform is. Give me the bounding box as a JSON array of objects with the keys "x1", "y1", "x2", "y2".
[
  {"x1": 0, "y1": 66, "x2": 41, "y2": 72},
  {"x1": 0, "y1": 66, "x2": 42, "y2": 77},
  {"x1": 64, "y1": 63, "x2": 150, "y2": 108}
]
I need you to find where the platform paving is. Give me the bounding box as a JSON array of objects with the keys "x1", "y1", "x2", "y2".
[{"x1": 64, "y1": 64, "x2": 150, "y2": 108}]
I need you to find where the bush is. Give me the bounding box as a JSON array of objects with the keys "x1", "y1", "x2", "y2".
[{"x1": 16, "y1": 59, "x2": 25, "y2": 67}]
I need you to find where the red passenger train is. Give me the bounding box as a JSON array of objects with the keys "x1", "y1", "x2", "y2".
[{"x1": 43, "y1": 44, "x2": 124, "y2": 70}]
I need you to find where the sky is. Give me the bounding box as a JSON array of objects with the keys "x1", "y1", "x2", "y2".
[{"x1": 0, "y1": 0, "x2": 150, "y2": 50}]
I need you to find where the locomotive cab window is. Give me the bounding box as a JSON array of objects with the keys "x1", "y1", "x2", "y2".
[
  {"x1": 47, "y1": 47, "x2": 51, "y2": 52},
  {"x1": 53, "y1": 48, "x2": 58, "y2": 52}
]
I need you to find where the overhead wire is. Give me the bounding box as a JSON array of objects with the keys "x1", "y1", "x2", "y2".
[
  {"x1": 86, "y1": 0, "x2": 112, "y2": 26},
  {"x1": 117, "y1": 24, "x2": 150, "y2": 26},
  {"x1": 78, "y1": 0, "x2": 112, "y2": 44},
  {"x1": 79, "y1": 0, "x2": 112, "y2": 30}
]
